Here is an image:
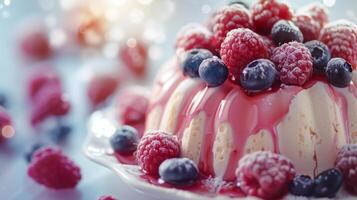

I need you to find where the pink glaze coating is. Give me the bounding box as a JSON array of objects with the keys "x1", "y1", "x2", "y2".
[{"x1": 144, "y1": 58, "x2": 357, "y2": 181}]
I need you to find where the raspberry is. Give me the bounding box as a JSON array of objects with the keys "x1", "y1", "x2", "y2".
[
  {"x1": 175, "y1": 24, "x2": 214, "y2": 55},
  {"x1": 236, "y1": 151, "x2": 296, "y2": 199},
  {"x1": 98, "y1": 196, "x2": 117, "y2": 200},
  {"x1": 136, "y1": 131, "x2": 180, "y2": 176},
  {"x1": 271, "y1": 42, "x2": 313, "y2": 85},
  {"x1": 19, "y1": 28, "x2": 52, "y2": 60},
  {"x1": 319, "y1": 20, "x2": 357, "y2": 68},
  {"x1": 211, "y1": 5, "x2": 251, "y2": 52},
  {"x1": 335, "y1": 144, "x2": 357, "y2": 194},
  {"x1": 31, "y1": 86, "x2": 70, "y2": 125},
  {"x1": 119, "y1": 40, "x2": 148, "y2": 77},
  {"x1": 293, "y1": 14, "x2": 321, "y2": 42},
  {"x1": 298, "y1": 3, "x2": 328, "y2": 27},
  {"x1": 251, "y1": 0, "x2": 293, "y2": 35},
  {"x1": 261, "y1": 36, "x2": 276, "y2": 55},
  {"x1": 220, "y1": 28, "x2": 270, "y2": 82},
  {"x1": 27, "y1": 147, "x2": 81, "y2": 189},
  {"x1": 117, "y1": 88, "x2": 149, "y2": 125},
  {"x1": 27, "y1": 68, "x2": 60, "y2": 101},
  {"x1": 88, "y1": 73, "x2": 119, "y2": 106}
]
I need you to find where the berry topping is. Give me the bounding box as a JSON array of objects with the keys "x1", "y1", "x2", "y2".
[
  {"x1": 220, "y1": 28, "x2": 270, "y2": 81},
  {"x1": 175, "y1": 24, "x2": 213, "y2": 54},
  {"x1": 119, "y1": 40, "x2": 148, "y2": 77},
  {"x1": 236, "y1": 151, "x2": 296, "y2": 199},
  {"x1": 110, "y1": 125, "x2": 139, "y2": 155},
  {"x1": 98, "y1": 196, "x2": 117, "y2": 200},
  {"x1": 240, "y1": 59, "x2": 277, "y2": 93},
  {"x1": 50, "y1": 124, "x2": 72, "y2": 143},
  {"x1": 117, "y1": 88, "x2": 149, "y2": 126},
  {"x1": 24, "y1": 143, "x2": 46, "y2": 163},
  {"x1": 27, "y1": 147, "x2": 81, "y2": 189},
  {"x1": 293, "y1": 14, "x2": 321, "y2": 42},
  {"x1": 271, "y1": 20, "x2": 303, "y2": 45},
  {"x1": 180, "y1": 49, "x2": 213, "y2": 78},
  {"x1": 304, "y1": 40, "x2": 331, "y2": 71},
  {"x1": 298, "y1": 3, "x2": 329, "y2": 27},
  {"x1": 325, "y1": 58, "x2": 352, "y2": 88},
  {"x1": 335, "y1": 144, "x2": 357, "y2": 194},
  {"x1": 289, "y1": 175, "x2": 315, "y2": 197},
  {"x1": 88, "y1": 73, "x2": 119, "y2": 106},
  {"x1": 136, "y1": 131, "x2": 180, "y2": 176},
  {"x1": 159, "y1": 158, "x2": 199, "y2": 186},
  {"x1": 198, "y1": 56, "x2": 228, "y2": 87},
  {"x1": 261, "y1": 36, "x2": 276, "y2": 55},
  {"x1": 211, "y1": 5, "x2": 251, "y2": 51},
  {"x1": 251, "y1": 0, "x2": 293, "y2": 35},
  {"x1": 320, "y1": 20, "x2": 357, "y2": 68},
  {"x1": 313, "y1": 168, "x2": 343, "y2": 198},
  {"x1": 271, "y1": 41, "x2": 313, "y2": 85},
  {"x1": 228, "y1": 0, "x2": 250, "y2": 9}
]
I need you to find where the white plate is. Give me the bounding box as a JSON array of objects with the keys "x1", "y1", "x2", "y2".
[{"x1": 82, "y1": 109, "x2": 261, "y2": 200}]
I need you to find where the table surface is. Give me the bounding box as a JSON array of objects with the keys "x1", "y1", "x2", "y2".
[{"x1": 0, "y1": 1, "x2": 356, "y2": 200}]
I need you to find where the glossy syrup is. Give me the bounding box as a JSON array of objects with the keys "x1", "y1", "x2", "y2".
[{"x1": 114, "y1": 61, "x2": 357, "y2": 197}]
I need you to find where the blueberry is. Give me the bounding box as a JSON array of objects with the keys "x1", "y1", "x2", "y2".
[
  {"x1": 228, "y1": 0, "x2": 249, "y2": 9},
  {"x1": 271, "y1": 20, "x2": 304, "y2": 45},
  {"x1": 289, "y1": 175, "x2": 315, "y2": 197},
  {"x1": 181, "y1": 49, "x2": 213, "y2": 78},
  {"x1": 0, "y1": 93, "x2": 7, "y2": 108},
  {"x1": 305, "y1": 40, "x2": 331, "y2": 71},
  {"x1": 313, "y1": 168, "x2": 343, "y2": 198},
  {"x1": 25, "y1": 143, "x2": 46, "y2": 163},
  {"x1": 240, "y1": 59, "x2": 277, "y2": 92},
  {"x1": 109, "y1": 125, "x2": 139, "y2": 154},
  {"x1": 159, "y1": 158, "x2": 199, "y2": 186},
  {"x1": 198, "y1": 57, "x2": 228, "y2": 87},
  {"x1": 325, "y1": 58, "x2": 352, "y2": 88},
  {"x1": 50, "y1": 125, "x2": 72, "y2": 143}
]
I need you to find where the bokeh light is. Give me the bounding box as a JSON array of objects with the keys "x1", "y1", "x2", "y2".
[{"x1": 1, "y1": 125, "x2": 15, "y2": 139}]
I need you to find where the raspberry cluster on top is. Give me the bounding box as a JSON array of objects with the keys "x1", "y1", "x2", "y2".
[{"x1": 176, "y1": 0, "x2": 355, "y2": 94}]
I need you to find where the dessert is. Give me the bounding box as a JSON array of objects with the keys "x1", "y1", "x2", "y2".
[{"x1": 112, "y1": 0, "x2": 357, "y2": 199}]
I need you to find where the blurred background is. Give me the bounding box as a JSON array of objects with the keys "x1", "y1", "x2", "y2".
[{"x1": 0, "y1": 0, "x2": 356, "y2": 199}]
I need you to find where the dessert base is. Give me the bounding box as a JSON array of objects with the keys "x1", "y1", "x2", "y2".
[{"x1": 84, "y1": 109, "x2": 355, "y2": 200}]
